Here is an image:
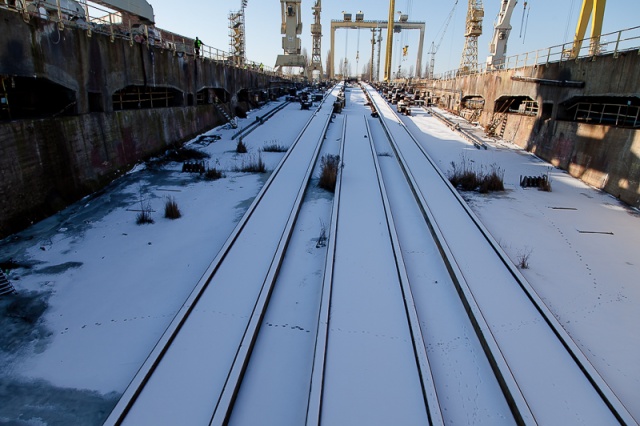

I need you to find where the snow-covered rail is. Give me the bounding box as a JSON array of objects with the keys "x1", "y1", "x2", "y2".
[
  {"x1": 365, "y1": 84, "x2": 636, "y2": 426},
  {"x1": 306, "y1": 113, "x2": 442, "y2": 425},
  {"x1": 104, "y1": 87, "x2": 339, "y2": 426}
]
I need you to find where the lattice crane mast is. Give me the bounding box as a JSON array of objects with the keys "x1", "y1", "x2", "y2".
[
  {"x1": 487, "y1": 0, "x2": 519, "y2": 69},
  {"x1": 229, "y1": 0, "x2": 248, "y2": 66},
  {"x1": 459, "y1": 0, "x2": 484, "y2": 73},
  {"x1": 308, "y1": 0, "x2": 323, "y2": 80},
  {"x1": 427, "y1": 0, "x2": 458, "y2": 79}
]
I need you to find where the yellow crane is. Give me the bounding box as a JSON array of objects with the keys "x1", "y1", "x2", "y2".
[
  {"x1": 570, "y1": 0, "x2": 607, "y2": 58},
  {"x1": 459, "y1": 0, "x2": 484, "y2": 73},
  {"x1": 383, "y1": 0, "x2": 395, "y2": 81}
]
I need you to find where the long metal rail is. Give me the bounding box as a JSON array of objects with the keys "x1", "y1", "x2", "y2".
[
  {"x1": 231, "y1": 101, "x2": 291, "y2": 140},
  {"x1": 104, "y1": 86, "x2": 338, "y2": 426},
  {"x1": 365, "y1": 83, "x2": 637, "y2": 426},
  {"x1": 306, "y1": 114, "x2": 441, "y2": 425}
]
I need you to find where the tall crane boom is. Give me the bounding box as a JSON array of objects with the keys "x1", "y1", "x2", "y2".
[
  {"x1": 427, "y1": 0, "x2": 458, "y2": 79},
  {"x1": 487, "y1": 0, "x2": 519, "y2": 69}
]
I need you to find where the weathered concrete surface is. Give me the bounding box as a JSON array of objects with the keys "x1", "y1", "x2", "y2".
[
  {"x1": 0, "y1": 106, "x2": 222, "y2": 236},
  {"x1": 0, "y1": 9, "x2": 291, "y2": 238},
  {"x1": 425, "y1": 52, "x2": 640, "y2": 207}
]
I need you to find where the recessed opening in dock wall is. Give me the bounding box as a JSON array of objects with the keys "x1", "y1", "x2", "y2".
[
  {"x1": 495, "y1": 96, "x2": 539, "y2": 116},
  {"x1": 237, "y1": 89, "x2": 249, "y2": 103},
  {"x1": 462, "y1": 96, "x2": 485, "y2": 110},
  {"x1": 212, "y1": 88, "x2": 231, "y2": 103},
  {"x1": 112, "y1": 86, "x2": 183, "y2": 111},
  {"x1": 196, "y1": 88, "x2": 231, "y2": 105},
  {"x1": 558, "y1": 96, "x2": 640, "y2": 128},
  {"x1": 0, "y1": 76, "x2": 76, "y2": 120}
]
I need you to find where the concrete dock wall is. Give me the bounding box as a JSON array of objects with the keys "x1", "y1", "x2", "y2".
[
  {"x1": 0, "y1": 9, "x2": 290, "y2": 238},
  {"x1": 425, "y1": 51, "x2": 640, "y2": 207}
]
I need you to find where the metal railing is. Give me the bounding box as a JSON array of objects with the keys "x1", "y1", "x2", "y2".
[
  {"x1": 434, "y1": 26, "x2": 640, "y2": 80},
  {"x1": 1, "y1": 0, "x2": 277, "y2": 75},
  {"x1": 569, "y1": 102, "x2": 640, "y2": 128}
]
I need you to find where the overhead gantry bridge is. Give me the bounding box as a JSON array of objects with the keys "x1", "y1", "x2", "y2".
[{"x1": 329, "y1": 18, "x2": 425, "y2": 80}]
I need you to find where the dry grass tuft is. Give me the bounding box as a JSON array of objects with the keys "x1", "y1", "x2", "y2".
[
  {"x1": 236, "y1": 154, "x2": 267, "y2": 173},
  {"x1": 319, "y1": 154, "x2": 340, "y2": 192},
  {"x1": 205, "y1": 166, "x2": 224, "y2": 180},
  {"x1": 236, "y1": 139, "x2": 248, "y2": 153},
  {"x1": 164, "y1": 197, "x2": 181, "y2": 219}
]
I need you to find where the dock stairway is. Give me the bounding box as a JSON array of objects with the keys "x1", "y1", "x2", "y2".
[
  {"x1": 1, "y1": 77, "x2": 10, "y2": 120},
  {"x1": 486, "y1": 99, "x2": 515, "y2": 138},
  {"x1": 0, "y1": 270, "x2": 16, "y2": 297},
  {"x1": 213, "y1": 100, "x2": 238, "y2": 129},
  {"x1": 487, "y1": 113, "x2": 508, "y2": 138}
]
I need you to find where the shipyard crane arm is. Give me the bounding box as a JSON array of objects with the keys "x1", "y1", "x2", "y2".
[
  {"x1": 487, "y1": 0, "x2": 518, "y2": 68},
  {"x1": 275, "y1": 0, "x2": 307, "y2": 71},
  {"x1": 427, "y1": 0, "x2": 458, "y2": 78}
]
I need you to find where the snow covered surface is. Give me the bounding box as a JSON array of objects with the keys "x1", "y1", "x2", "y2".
[
  {"x1": 401, "y1": 106, "x2": 640, "y2": 423},
  {"x1": 0, "y1": 90, "x2": 638, "y2": 425}
]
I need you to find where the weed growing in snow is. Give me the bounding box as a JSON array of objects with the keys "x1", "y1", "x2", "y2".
[
  {"x1": 316, "y1": 219, "x2": 327, "y2": 248},
  {"x1": 236, "y1": 139, "x2": 248, "y2": 154},
  {"x1": 262, "y1": 140, "x2": 288, "y2": 152},
  {"x1": 135, "y1": 187, "x2": 154, "y2": 225},
  {"x1": 517, "y1": 248, "x2": 532, "y2": 269},
  {"x1": 319, "y1": 154, "x2": 340, "y2": 192},
  {"x1": 235, "y1": 154, "x2": 266, "y2": 173},
  {"x1": 164, "y1": 196, "x2": 181, "y2": 219},
  {"x1": 448, "y1": 155, "x2": 505, "y2": 193}
]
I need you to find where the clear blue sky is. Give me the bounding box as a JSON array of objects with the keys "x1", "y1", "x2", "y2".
[{"x1": 147, "y1": 0, "x2": 640, "y2": 77}]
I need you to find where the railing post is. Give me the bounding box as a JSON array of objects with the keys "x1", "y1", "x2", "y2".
[
  {"x1": 56, "y1": 0, "x2": 64, "y2": 30},
  {"x1": 613, "y1": 30, "x2": 622, "y2": 58},
  {"x1": 109, "y1": 13, "x2": 114, "y2": 42},
  {"x1": 84, "y1": 2, "x2": 91, "y2": 37}
]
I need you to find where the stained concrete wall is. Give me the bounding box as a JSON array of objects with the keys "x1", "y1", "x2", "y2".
[
  {"x1": 0, "y1": 9, "x2": 291, "y2": 238},
  {"x1": 425, "y1": 52, "x2": 640, "y2": 208}
]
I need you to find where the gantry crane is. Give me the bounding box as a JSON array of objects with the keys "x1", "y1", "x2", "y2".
[
  {"x1": 308, "y1": 0, "x2": 323, "y2": 80},
  {"x1": 427, "y1": 0, "x2": 458, "y2": 79},
  {"x1": 459, "y1": 0, "x2": 484, "y2": 73},
  {"x1": 487, "y1": 0, "x2": 519, "y2": 69},
  {"x1": 570, "y1": 0, "x2": 607, "y2": 58}
]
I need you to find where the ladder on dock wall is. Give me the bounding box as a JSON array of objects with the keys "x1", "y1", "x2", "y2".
[
  {"x1": 487, "y1": 113, "x2": 508, "y2": 138},
  {"x1": 213, "y1": 100, "x2": 237, "y2": 129},
  {"x1": 0, "y1": 77, "x2": 10, "y2": 120},
  {"x1": 487, "y1": 99, "x2": 514, "y2": 138},
  {"x1": 0, "y1": 270, "x2": 17, "y2": 297}
]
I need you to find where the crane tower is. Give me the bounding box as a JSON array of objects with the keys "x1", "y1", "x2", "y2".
[
  {"x1": 229, "y1": 0, "x2": 248, "y2": 66},
  {"x1": 459, "y1": 0, "x2": 484, "y2": 73},
  {"x1": 308, "y1": 0, "x2": 323, "y2": 80}
]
